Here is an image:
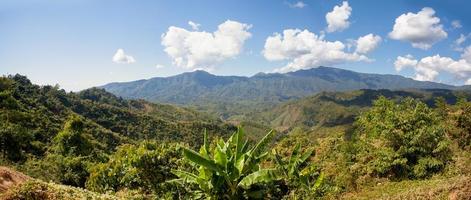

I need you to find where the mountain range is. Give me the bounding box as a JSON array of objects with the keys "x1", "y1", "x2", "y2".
[{"x1": 101, "y1": 66, "x2": 458, "y2": 104}]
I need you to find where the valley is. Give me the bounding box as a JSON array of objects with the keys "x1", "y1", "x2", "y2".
[{"x1": 1, "y1": 68, "x2": 471, "y2": 199}]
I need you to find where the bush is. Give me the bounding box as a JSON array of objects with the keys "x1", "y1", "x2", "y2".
[
  {"x1": 451, "y1": 99, "x2": 471, "y2": 149},
  {"x1": 352, "y1": 97, "x2": 451, "y2": 179},
  {"x1": 86, "y1": 141, "x2": 186, "y2": 196}
]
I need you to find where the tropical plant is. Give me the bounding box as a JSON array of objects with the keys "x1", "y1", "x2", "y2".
[
  {"x1": 273, "y1": 144, "x2": 324, "y2": 198},
  {"x1": 170, "y1": 129, "x2": 283, "y2": 199}
]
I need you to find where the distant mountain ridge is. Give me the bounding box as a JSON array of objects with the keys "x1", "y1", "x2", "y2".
[{"x1": 101, "y1": 66, "x2": 456, "y2": 107}]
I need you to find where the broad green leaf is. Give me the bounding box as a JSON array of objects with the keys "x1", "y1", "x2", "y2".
[
  {"x1": 299, "y1": 148, "x2": 314, "y2": 164},
  {"x1": 171, "y1": 169, "x2": 199, "y2": 184},
  {"x1": 183, "y1": 148, "x2": 223, "y2": 174},
  {"x1": 234, "y1": 128, "x2": 245, "y2": 161},
  {"x1": 235, "y1": 154, "x2": 246, "y2": 174},
  {"x1": 312, "y1": 172, "x2": 324, "y2": 191},
  {"x1": 289, "y1": 143, "x2": 301, "y2": 169},
  {"x1": 250, "y1": 130, "x2": 274, "y2": 158},
  {"x1": 214, "y1": 145, "x2": 227, "y2": 167},
  {"x1": 290, "y1": 148, "x2": 313, "y2": 175},
  {"x1": 200, "y1": 130, "x2": 210, "y2": 158},
  {"x1": 238, "y1": 169, "x2": 282, "y2": 189},
  {"x1": 241, "y1": 140, "x2": 249, "y2": 153}
]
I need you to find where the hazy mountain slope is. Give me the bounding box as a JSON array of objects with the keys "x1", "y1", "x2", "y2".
[{"x1": 101, "y1": 67, "x2": 455, "y2": 107}]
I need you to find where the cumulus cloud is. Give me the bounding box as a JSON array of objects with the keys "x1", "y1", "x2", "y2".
[
  {"x1": 395, "y1": 47, "x2": 471, "y2": 83},
  {"x1": 389, "y1": 7, "x2": 447, "y2": 50},
  {"x1": 355, "y1": 34, "x2": 382, "y2": 54},
  {"x1": 452, "y1": 20, "x2": 462, "y2": 29},
  {"x1": 394, "y1": 54, "x2": 417, "y2": 71},
  {"x1": 288, "y1": 1, "x2": 307, "y2": 8},
  {"x1": 155, "y1": 64, "x2": 165, "y2": 69},
  {"x1": 263, "y1": 29, "x2": 372, "y2": 73},
  {"x1": 161, "y1": 20, "x2": 252, "y2": 70},
  {"x1": 188, "y1": 21, "x2": 201, "y2": 30},
  {"x1": 325, "y1": 1, "x2": 352, "y2": 33},
  {"x1": 112, "y1": 49, "x2": 136, "y2": 64}
]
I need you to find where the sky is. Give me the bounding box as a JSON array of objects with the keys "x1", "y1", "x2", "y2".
[{"x1": 1, "y1": 0, "x2": 471, "y2": 91}]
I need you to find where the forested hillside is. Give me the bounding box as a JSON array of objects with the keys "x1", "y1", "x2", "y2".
[
  {"x1": 1, "y1": 74, "x2": 471, "y2": 199},
  {"x1": 250, "y1": 89, "x2": 471, "y2": 132},
  {"x1": 102, "y1": 67, "x2": 458, "y2": 118},
  {"x1": 0, "y1": 74, "x2": 236, "y2": 188}
]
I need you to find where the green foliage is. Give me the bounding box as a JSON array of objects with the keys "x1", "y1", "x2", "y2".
[
  {"x1": 52, "y1": 115, "x2": 93, "y2": 156},
  {"x1": 3, "y1": 73, "x2": 471, "y2": 199},
  {"x1": 0, "y1": 74, "x2": 235, "y2": 187},
  {"x1": 449, "y1": 98, "x2": 471, "y2": 149},
  {"x1": 171, "y1": 129, "x2": 283, "y2": 199},
  {"x1": 273, "y1": 144, "x2": 325, "y2": 198},
  {"x1": 353, "y1": 97, "x2": 451, "y2": 179},
  {"x1": 86, "y1": 141, "x2": 186, "y2": 196}
]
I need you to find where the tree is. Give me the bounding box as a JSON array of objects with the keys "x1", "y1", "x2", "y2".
[
  {"x1": 48, "y1": 115, "x2": 93, "y2": 187},
  {"x1": 353, "y1": 97, "x2": 450, "y2": 179},
  {"x1": 450, "y1": 98, "x2": 471, "y2": 149},
  {"x1": 52, "y1": 115, "x2": 92, "y2": 156}
]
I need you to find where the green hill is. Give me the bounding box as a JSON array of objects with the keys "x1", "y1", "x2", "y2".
[
  {"x1": 249, "y1": 89, "x2": 471, "y2": 133},
  {"x1": 0, "y1": 74, "x2": 236, "y2": 177}
]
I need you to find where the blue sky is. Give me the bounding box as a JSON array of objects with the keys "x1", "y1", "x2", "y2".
[{"x1": 1, "y1": 0, "x2": 470, "y2": 91}]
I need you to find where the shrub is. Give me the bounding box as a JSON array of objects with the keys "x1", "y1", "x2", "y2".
[
  {"x1": 353, "y1": 97, "x2": 451, "y2": 179},
  {"x1": 86, "y1": 141, "x2": 186, "y2": 196}
]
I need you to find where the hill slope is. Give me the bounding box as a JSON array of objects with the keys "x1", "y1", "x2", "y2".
[
  {"x1": 0, "y1": 74, "x2": 236, "y2": 162},
  {"x1": 101, "y1": 66, "x2": 455, "y2": 108},
  {"x1": 252, "y1": 89, "x2": 471, "y2": 132}
]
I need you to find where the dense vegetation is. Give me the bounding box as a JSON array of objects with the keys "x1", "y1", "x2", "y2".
[
  {"x1": 1, "y1": 74, "x2": 471, "y2": 199},
  {"x1": 0, "y1": 74, "x2": 235, "y2": 188}
]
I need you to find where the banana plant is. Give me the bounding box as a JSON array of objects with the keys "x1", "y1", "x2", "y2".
[
  {"x1": 170, "y1": 129, "x2": 283, "y2": 199},
  {"x1": 272, "y1": 144, "x2": 323, "y2": 193}
]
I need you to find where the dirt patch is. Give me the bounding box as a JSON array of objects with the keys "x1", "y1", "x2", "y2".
[
  {"x1": 0, "y1": 166, "x2": 31, "y2": 193},
  {"x1": 449, "y1": 177, "x2": 471, "y2": 200}
]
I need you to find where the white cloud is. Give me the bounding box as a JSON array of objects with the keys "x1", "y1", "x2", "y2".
[
  {"x1": 452, "y1": 34, "x2": 469, "y2": 51},
  {"x1": 263, "y1": 29, "x2": 371, "y2": 73},
  {"x1": 389, "y1": 7, "x2": 447, "y2": 50},
  {"x1": 355, "y1": 34, "x2": 382, "y2": 54},
  {"x1": 188, "y1": 21, "x2": 201, "y2": 30},
  {"x1": 394, "y1": 54, "x2": 417, "y2": 71},
  {"x1": 395, "y1": 47, "x2": 471, "y2": 83},
  {"x1": 455, "y1": 34, "x2": 467, "y2": 46},
  {"x1": 288, "y1": 1, "x2": 307, "y2": 8},
  {"x1": 452, "y1": 20, "x2": 462, "y2": 29},
  {"x1": 112, "y1": 49, "x2": 136, "y2": 64},
  {"x1": 155, "y1": 64, "x2": 165, "y2": 69},
  {"x1": 463, "y1": 46, "x2": 471, "y2": 63},
  {"x1": 161, "y1": 20, "x2": 252, "y2": 70},
  {"x1": 325, "y1": 1, "x2": 352, "y2": 33}
]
